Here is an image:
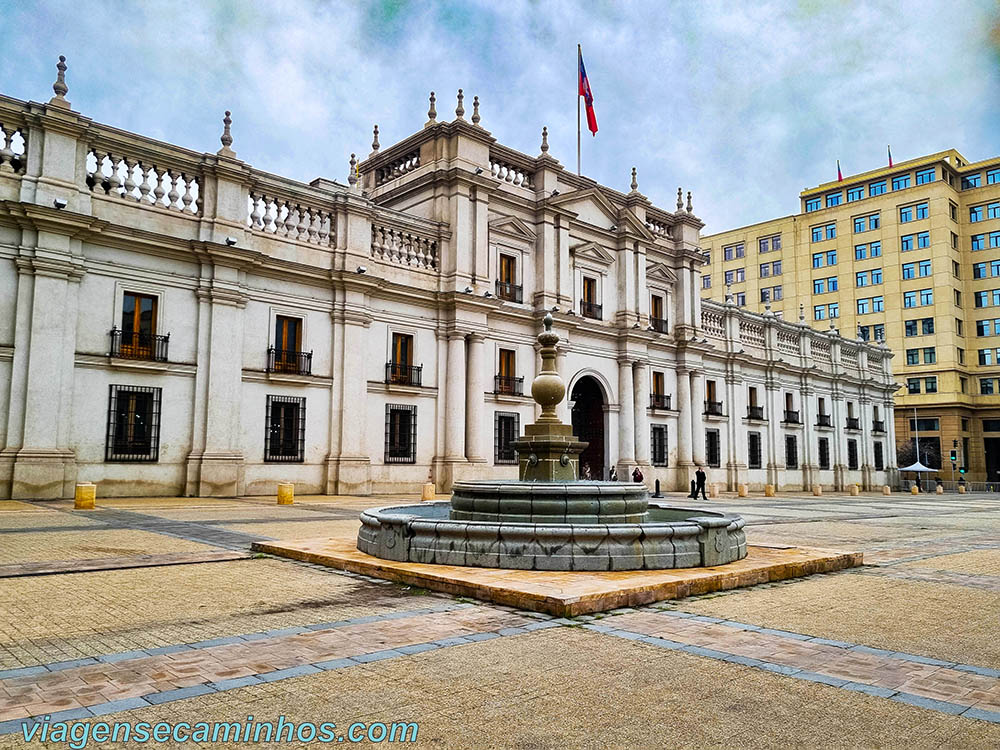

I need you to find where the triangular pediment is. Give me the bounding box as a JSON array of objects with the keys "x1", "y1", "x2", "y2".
[
  {"x1": 570, "y1": 241, "x2": 616, "y2": 266},
  {"x1": 488, "y1": 214, "x2": 536, "y2": 242},
  {"x1": 548, "y1": 188, "x2": 619, "y2": 229},
  {"x1": 618, "y1": 209, "x2": 656, "y2": 241},
  {"x1": 646, "y1": 261, "x2": 677, "y2": 285}
]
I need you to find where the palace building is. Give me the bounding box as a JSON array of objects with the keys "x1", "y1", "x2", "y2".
[
  {"x1": 701, "y1": 150, "x2": 1000, "y2": 481},
  {"x1": 0, "y1": 61, "x2": 898, "y2": 499}
]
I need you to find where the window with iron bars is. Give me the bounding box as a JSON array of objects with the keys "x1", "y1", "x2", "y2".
[
  {"x1": 265, "y1": 395, "x2": 306, "y2": 462},
  {"x1": 651, "y1": 425, "x2": 668, "y2": 466},
  {"x1": 818, "y1": 437, "x2": 830, "y2": 470},
  {"x1": 494, "y1": 411, "x2": 520, "y2": 465},
  {"x1": 785, "y1": 435, "x2": 799, "y2": 469},
  {"x1": 385, "y1": 404, "x2": 417, "y2": 464},
  {"x1": 747, "y1": 431, "x2": 762, "y2": 469},
  {"x1": 848, "y1": 439, "x2": 859, "y2": 470},
  {"x1": 706, "y1": 429, "x2": 721, "y2": 468},
  {"x1": 105, "y1": 385, "x2": 161, "y2": 462},
  {"x1": 874, "y1": 442, "x2": 884, "y2": 471}
]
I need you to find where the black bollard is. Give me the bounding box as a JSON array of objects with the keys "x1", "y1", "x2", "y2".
[
  {"x1": 689, "y1": 479, "x2": 697, "y2": 498},
  {"x1": 653, "y1": 478, "x2": 663, "y2": 498}
]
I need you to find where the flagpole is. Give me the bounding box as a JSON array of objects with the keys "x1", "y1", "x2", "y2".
[{"x1": 577, "y1": 44, "x2": 582, "y2": 176}]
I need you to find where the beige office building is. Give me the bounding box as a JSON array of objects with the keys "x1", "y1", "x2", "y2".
[{"x1": 702, "y1": 150, "x2": 1000, "y2": 481}]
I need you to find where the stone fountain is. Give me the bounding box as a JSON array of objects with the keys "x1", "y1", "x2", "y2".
[{"x1": 357, "y1": 314, "x2": 747, "y2": 571}]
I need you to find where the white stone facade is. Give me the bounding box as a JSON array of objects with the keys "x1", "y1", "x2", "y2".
[{"x1": 0, "y1": 74, "x2": 899, "y2": 499}]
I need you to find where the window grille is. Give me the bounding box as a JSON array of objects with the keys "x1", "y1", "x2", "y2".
[{"x1": 105, "y1": 385, "x2": 162, "y2": 462}]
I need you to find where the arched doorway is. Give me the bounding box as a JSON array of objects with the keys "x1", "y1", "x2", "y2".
[{"x1": 571, "y1": 376, "x2": 606, "y2": 479}]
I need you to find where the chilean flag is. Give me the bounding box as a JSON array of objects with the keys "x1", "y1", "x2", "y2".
[{"x1": 578, "y1": 46, "x2": 598, "y2": 136}]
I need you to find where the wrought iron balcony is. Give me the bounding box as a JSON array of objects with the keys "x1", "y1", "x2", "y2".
[
  {"x1": 649, "y1": 316, "x2": 669, "y2": 334},
  {"x1": 783, "y1": 409, "x2": 801, "y2": 424},
  {"x1": 580, "y1": 300, "x2": 603, "y2": 320},
  {"x1": 385, "y1": 362, "x2": 422, "y2": 387},
  {"x1": 109, "y1": 327, "x2": 169, "y2": 362},
  {"x1": 495, "y1": 280, "x2": 523, "y2": 303},
  {"x1": 494, "y1": 375, "x2": 524, "y2": 396},
  {"x1": 846, "y1": 416, "x2": 860, "y2": 430},
  {"x1": 705, "y1": 400, "x2": 724, "y2": 416},
  {"x1": 650, "y1": 393, "x2": 671, "y2": 410},
  {"x1": 747, "y1": 405, "x2": 765, "y2": 420},
  {"x1": 817, "y1": 413, "x2": 832, "y2": 427},
  {"x1": 872, "y1": 420, "x2": 886, "y2": 433},
  {"x1": 266, "y1": 347, "x2": 313, "y2": 375}
]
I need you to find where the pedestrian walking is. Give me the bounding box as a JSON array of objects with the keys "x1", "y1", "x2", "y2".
[{"x1": 694, "y1": 466, "x2": 708, "y2": 500}]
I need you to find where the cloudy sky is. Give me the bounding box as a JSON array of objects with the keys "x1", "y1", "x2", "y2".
[{"x1": 2, "y1": 0, "x2": 998, "y2": 231}]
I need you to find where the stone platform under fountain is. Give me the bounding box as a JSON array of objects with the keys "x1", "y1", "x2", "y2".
[{"x1": 357, "y1": 314, "x2": 747, "y2": 571}]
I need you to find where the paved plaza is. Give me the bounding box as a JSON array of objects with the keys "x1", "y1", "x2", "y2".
[{"x1": 0, "y1": 490, "x2": 998, "y2": 748}]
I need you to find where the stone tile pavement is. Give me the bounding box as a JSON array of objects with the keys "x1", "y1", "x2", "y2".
[{"x1": 0, "y1": 490, "x2": 997, "y2": 747}]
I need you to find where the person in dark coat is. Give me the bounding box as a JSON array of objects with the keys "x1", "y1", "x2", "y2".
[
  {"x1": 631, "y1": 466, "x2": 644, "y2": 483},
  {"x1": 694, "y1": 466, "x2": 708, "y2": 500},
  {"x1": 608, "y1": 466, "x2": 618, "y2": 481}
]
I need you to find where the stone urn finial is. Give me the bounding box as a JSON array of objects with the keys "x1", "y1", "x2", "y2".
[
  {"x1": 50, "y1": 55, "x2": 70, "y2": 108},
  {"x1": 471, "y1": 95, "x2": 481, "y2": 125},
  {"x1": 531, "y1": 313, "x2": 565, "y2": 424},
  {"x1": 218, "y1": 111, "x2": 235, "y2": 156}
]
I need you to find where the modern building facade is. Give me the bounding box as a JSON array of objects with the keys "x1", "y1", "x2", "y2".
[
  {"x1": 701, "y1": 150, "x2": 1000, "y2": 481},
  {"x1": 0, "y1": 61, "x2": 898, "y2": 499}
]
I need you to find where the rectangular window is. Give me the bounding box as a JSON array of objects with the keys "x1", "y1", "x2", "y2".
[
  {"x1": 495, "y1": 411, "x2": 520, "y2": 465},
  {"x1": 906, "y1": 349, "x2": 919, "y2": 365},
  {"x1": 917, "y1": 231, "x2": 930, "y2": 248},
  {"x1": 982, "y1": 379, "x2": 995, "y2": 395},
  {"x1": 847, "y1": 440, "x2": 859, "y2": 470},
  {"x1": 105, "y1": 385, "x2": 162, "y2": 462},
  {"x1": 907, "y1": 377, "x2": 921, "y2": 393},
  {"x1": 921, "y1": 318, "x2": 934, "y2": 335},
  {"x1": 747, "y1": 432, "x2": 762, "y2": 470},
  {"x1": 855, "y1": 244, "x2": 867, "y2": 260},
  {"x1": 989, "y1": 203, "x2": 1000, "y2": 220},
  {"x1": 265, "y1": 395, "x2": 306, "y2": 463},
  {"x1": 814, "y1": 305, "x2": 826, "y2": 320},
  {"x1": 857, "y1": 299, "x2": 869, "y2": 315},
  {"x1": 916, "y1": 202, "x2": 929, "y2": 219},
  {"x1": 904, "y1": 291, "x2": 917, "y2": 308},
  {"x1": 385, "y1": 404, "x2": 417, "y2": 464},
  {"x1": 119, "y1": 291, "x2": 160, "y2": 359},
  {"x1": 908, "y1": 418, "x2": 940, "y2": 432},
  {"x1": 826, "y1": 224, "x2": 836, "y2": 240},
  {"x1": 583, "y1": 276, "x2": 597, "y2": 304},
  {"x1": 829, "y1": 302, "x2": 840, "y2": 318},
  {"x1": 915, "y1": 168, "x2": 935, "y2": 185},
  {"x1": 920, "y1": 289, "x2": 933, "y2": 305},
  {"x1": 973, "y1": 234, "x2": 985, "y2": 250},
  {"x1": 772, "y1": 260, "x2": 782, "y2": 275},
  {"x1": 856, "y1": 271, "x2": 867, "y2": 287},
  {"x1": 871, "y1": 269, "x2": 883, "y2": 284},
  {"x1": 988, "y1": 168, "x2": 1000, "y2": 185},
  {"x1": 847, "y1": 186, "x2": 864, "y2": 202},
  {"x1": 811, "y1": 226, "x2": 823, "y2": 243},
  {"x1": 869, "y1": 181, "x2": 886, "y2": 197},
  {"x1": 499, "y1": 348, "x2": 516, "y2": 378},
  {"x1": 706, "y1": 429, "x2": 721, "y2": 468},
  {"x1": 923, "y1": 347, "x2": 936, "y2": 364},
  {"x1": 918, "y1": 260, "x2": 932, "y2": 277},
  {"x1": 813, "y1": 279, "x2": 825, "y2": 294},
  {"x1": 992, "y1": 232, "x2": 1000, "y2": 248},
  {"x1": 874, "y1": 442, "x2": 884, "y2": 471},
  {"x1": 805, "y1": 197, "x2": 821, "y2": 212},
  {"x1": 812, "y1": 253, "x2": 823, "y2": 268},
  {"x1": 826, "y1": 192, "x2": 842, "y2": 207},
  {"x1": 901, "y1": 235, "x2": 914, "y2": 251},
  {"x1": 854, "y1": 216, "x2": 865, "y2": 233},
  {"x1": 785, "y1": 435, "x2": 798, "y2": 469},
  {"x1": 760, "y1": 262, "x2": 770, "y2": 278},
  {"x1": 827, "y1": 250, "x2": 837, "y2": 265},
  {"x1": 962, "y1": 174, "x2": 982, "y2": 189},
  {"x1": 702, "y1": 275, "x2": 712, "y2": 289},
  {"x1": 872, "y1": 296, "x2": 883, "y2": 313},
  {"x1": 971, "y1": 206, "x2": 983, "y2": 222},
  {"x1": 892, "y1": 175, "x2": 910, "y2": 191},
  {"x1": 902, "y1": 263, "x2": 915, "y2": 280},
  {"x1": 905, "y1": 320, "x2": 918, "y2": 336},
  {"x1": 975, "y1": 262, "x2": 987, "y2": 279},
  {"x1": 980, "y1": 349, "x2": 993, "y2": 366},
  {"x1": 870, "y1": 241, "x2": 881, "y2": 257},
  {"x1": 499, "y1": 253, "x2": 517, "y2": 285},
  {"x1": 925, "y1": 377, "x2": 938, "y2": 394},
  {"x1": 899, "y1": 206, "x2": 913, "y2": 223},
  {"x1": 651, "y1": 425, "x2": 668, "y2": 467},
  {"x1": 818, "y1": 438, "x2": 830, "y2": 470}
]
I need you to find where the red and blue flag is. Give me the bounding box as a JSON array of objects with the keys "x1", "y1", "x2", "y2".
[{"x1": 578, "y1": 46, "x2": 598, "y2": 136}]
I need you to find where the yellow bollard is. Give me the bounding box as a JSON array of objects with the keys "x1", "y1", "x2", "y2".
[
  {"x1": 764, "y1": 484, "x2": 775, "y2": 497},
  {"x1": 936, "y1": 485, "x2": 944, "y2": 495},
  {"x1": 882, "y1": 485, "x2": 891, "y2": 495},
  {"x1": 849, "y1": 484, "x2": 860, "y2": 496},
  {"x1": 421, "y1": 482, "x2": 436, "y2": 501},
  {"x1": 277, "y1": 482, "x2": 294, "y2": 505},
  {"x1": 958, "y1": 485, "x2": 966, "y2": 494},
  {"x1": 910, "y1": 484, "x2": 919, "y2": 495},
  {"x1": 812, "y1": 484, "x2": 822, "y2": 496},
  {"x1": 708, "y1": 482, "x2": 719, "y2": 498},
  {"x1": 74, "y1": 483, "x2": 96, "y2": 510},
  {"x1": 737, "y1": 483, "x2": 748, "y2": 498}
]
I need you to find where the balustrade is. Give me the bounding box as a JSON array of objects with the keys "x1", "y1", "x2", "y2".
[
  {"x1": 247, "y1": 192, "x2": 333, "y2": 246},
  {"x1": 86, "y1": 149, "x2": 201, "y2": 214},
  {"x1": 0, "y1": 122, "x2": 26, "y2": 174},
  {"x1": 375, "y1": 150, "x2": 420, "y2": 186},
  {"x1": 489, "y1": 156, "x2": 533, "y2": 188},
  {"x1": 371, "y1": 223, "x2": 438, "y2": 269}
]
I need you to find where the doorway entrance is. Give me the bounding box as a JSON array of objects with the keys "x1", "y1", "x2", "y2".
[{"x1": 571, "y1": 376, "x2": 606, "y2": 479}]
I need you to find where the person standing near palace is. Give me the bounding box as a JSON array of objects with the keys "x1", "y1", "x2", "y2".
[
  {"x1": 608, "y1": 466, "x2": 618, "y2": 481},
  {"x1": 694, "y1": 466, "x2": 708, "y2": 500},
  {"x1": 631, "y1": 466, "x2": 643, "y2": 483}
]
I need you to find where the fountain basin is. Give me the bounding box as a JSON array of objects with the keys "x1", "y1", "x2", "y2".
[
  {"x1": 450, "y1": 480, "x2": 651, "y2": 524},
  {"x1": 357, "y1": 499, "x2": 747, "y2": 571}
]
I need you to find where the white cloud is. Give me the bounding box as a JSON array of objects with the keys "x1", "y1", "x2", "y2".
[{"x1": 1, "y1": 0, "x2": 997, "y2": 231}]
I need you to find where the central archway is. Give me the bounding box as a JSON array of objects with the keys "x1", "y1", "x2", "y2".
[{"x1": 571, "y1": 375, "x2": 606, "y2": 480}]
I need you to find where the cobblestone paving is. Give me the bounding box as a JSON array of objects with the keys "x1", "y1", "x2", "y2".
[{"x1": 0, "y1": 491, "x2": 997, "y2": 747}]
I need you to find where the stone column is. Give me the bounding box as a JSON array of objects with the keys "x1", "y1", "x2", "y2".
[
  {"x1": 465, "y1": 332, "x2": 486, "y2": 462},
  {"x1": 831, "y1": 390, "x2": 845, "y2": 491},
  {"x1": 633, "y1": 360, "x2": 650, "y2": 466},
  {"x1": 725, "y1": 372, "x2": 744, "y2": 490},
  {"x1": 799, "y1": 386, "x2": 815, "y2": 490},
  {"x1": 765, "y1": 382, "x2": 782, "y2": 487},
  {"x1": 617, "y1": 358, "x2": 635, "y2": 473},
  {"x1": 859, "y1": 396, "x2": 874, "y2": 490},
  {"x1": 676, "y1": 367, "x2": 693, "y2": 472},
  {"x1": 444, "y1": 331, "x2": 467, "y2": 462},
  {"x1": 691, "y1": 371, "x2": 706, "y2": 465},
  {"x1": 328, "y1": 312, "x2": 371, "y2": 494}
]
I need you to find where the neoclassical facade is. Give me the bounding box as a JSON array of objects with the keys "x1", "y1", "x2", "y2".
[{"x1": 0, "y1": 64, "x2": 899, "y2": 499}]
